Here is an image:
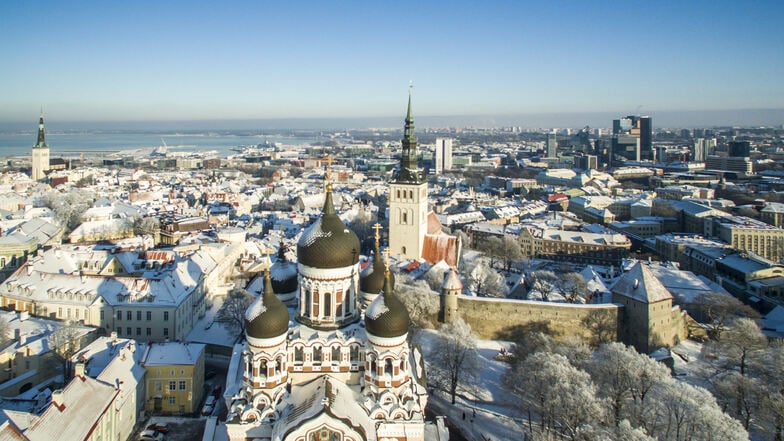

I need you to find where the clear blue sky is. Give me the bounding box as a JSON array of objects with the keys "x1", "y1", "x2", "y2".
[{"x1": 1, "y1": 0, "x2": 783, "y2": 123}]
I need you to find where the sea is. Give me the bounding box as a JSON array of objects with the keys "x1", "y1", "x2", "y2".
[{"x1": 0, "y1": 132, "x2": 318, "y2": 159}]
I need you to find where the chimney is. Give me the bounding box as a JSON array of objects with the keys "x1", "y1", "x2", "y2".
[
  {"x1": 51, "y1": 389, "x2": 66, "y2": 410},
  {"x1": 110, "y1": 331, "x2": 118, "y2": 342},
  {"x1": 74, "y1": 362, "x2": 86, "y2": 379},
  {"x1": 14, "y1": 329, "x2": 20, "y2": 341}
]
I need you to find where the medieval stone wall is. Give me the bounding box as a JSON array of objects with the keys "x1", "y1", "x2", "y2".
[{"x1": 447, "y1": 295, "x2": 623, "y2": 343}]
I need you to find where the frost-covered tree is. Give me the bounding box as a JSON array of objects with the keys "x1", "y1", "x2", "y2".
[
  {"x1": 475, "y1": 235, "x2": 503, "y2": 268},
  {"x1": 509, "y1": 332, "x2": 590, "y2": 368},
  {"x1": 505, "y1": 352, "x2": 604, "y2": 440},
  {"x1": 132, "y1": 215, "x2": 160, "y2": 237},
  {"x1": 715, "y1": 372, "x2": 760, "y2": 431},
  {"x1": 500, "y1": 235, "x2": 523, "y2": 271},
  {"x1": 553, "y1": 272, "x2": 589, "y2": 303},
  {"x1": 395, "y1": 276, "x2": 440, "y2": 331},
  {"x1": 693, "y1": 293, "x2": 759, "y2": 339},
  {"x1": 428, "y1": 318, "x2": 481, "y2": 404},
  {"x1": 702, "y1": 318, "x2": 768, "y2": 377},
  {"x1": 647, "y1": 381, "x2": 748, "y2": 441},
  {"x1": 587, "y1": 342, "x2": 671, "y2": 427},
  {"x1": 465, "y1": 257, "x2": 505, "y2": 297},
  {"x1": 526, "y1": 270, "x2": 557, "y2": 301}
]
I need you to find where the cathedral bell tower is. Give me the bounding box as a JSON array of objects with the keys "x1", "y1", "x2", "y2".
[
  {"x1": 31, "y1": 113, "x2": 50, "y2": 181},
  {"x1": 389, "y1": 90, "x2": 428, "y2": 261}
]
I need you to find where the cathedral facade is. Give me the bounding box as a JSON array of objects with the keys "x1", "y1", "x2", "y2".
[{"x1": 224, "y1": 105, "x2": 447, "y2": 440}]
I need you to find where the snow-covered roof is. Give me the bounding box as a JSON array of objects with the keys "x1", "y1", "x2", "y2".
[
  {"x1": 142, "y1": 342, "x2": 205, "y2": 366},
  {"x1": 611, "y1": 262, "x2": 672, "y2": 303}
]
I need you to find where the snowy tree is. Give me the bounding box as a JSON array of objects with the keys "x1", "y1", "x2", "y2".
[
  {"x1": 647, "y1": 381, "x2": 748, "y2": 441},
  {"x1": 693, "y1": 293, "x2": 759, "y2": 339},
  {"x1": 587, "y1": 342, "x2": 671, "y2": 428},
  {"x1": 553, "y1": 272, "x2": 589, "y2": 303},
  {"x1": 702, "y1": 318, "x2": 768, "y2": 376},
  {"x1": 509, "y1": 332, "x2": 590, "y2": 368},
  {"x1": 526, "y1": 270, "x2": 557, "y2": 301},
  {"x1": 42, "y1": 189, "x2": 96, "y2": 232},
  {"x1": 475, "y1": 235, "x2": 503, "y2": 268},
  {"x1": 465, "y1": 258, "x2": 506, "y2": 297},
  {"x1": 500, "y1": 235, "x2": 524, "y2": 271},
  {"x1": 216, "y1": 288, "x2": 255, "y2": 335},
  {"x1": 505, "y1": 352, "x2": 604, "y2": 440},
  {"x1": 715, "y1": 372, "x2": 761, "y2": 431},
  {"x1": 132, "y1": 215, "x2": 160, "y2": 237},
  {"x1": 428, "y1": 318, "x2": 481, "y2": 404},
  {"x1": 48, "y1": 321, "x2": 89, "y2": 383},
  {"x1": 582, "y1": 309, "x2": 618, "y2": 346},
  {"x1": 395, "y1": 276, "x2": 440, "y2": 331}
]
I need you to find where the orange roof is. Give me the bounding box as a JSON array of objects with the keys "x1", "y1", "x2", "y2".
[
  {"x1": 422, "y1": 234, "x2": 458, "y2": 267},
  {"x1": 427, "y1": 211, "x2": 443, "y2": 235}
]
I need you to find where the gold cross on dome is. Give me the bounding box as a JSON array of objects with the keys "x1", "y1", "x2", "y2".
[
  {"x1": 382, "y1": 248, "x2": 391, "y2": 274},
  {"x1": 372, "y1": 223, "x2": 382, "y2": 243},
  {"x1": 324, "y1": 155, "x2": 333, "y2": 190}
]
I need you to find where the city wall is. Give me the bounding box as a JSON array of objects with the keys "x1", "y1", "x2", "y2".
[{"x1": 448, "y1": 295, "x2": 622, "y2": 343}]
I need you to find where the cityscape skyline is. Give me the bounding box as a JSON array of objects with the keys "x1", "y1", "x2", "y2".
[{"x1": 2, "y1": 1, "x2": 783, "y2": 124}]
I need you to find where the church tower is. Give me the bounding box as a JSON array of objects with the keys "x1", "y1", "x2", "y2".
[
  {"x1": 31, "y1": 114, "x2": 50, "y2": 181},
  {"x1": 389, "y1": 91, "x2": 428, "y2": 261}
]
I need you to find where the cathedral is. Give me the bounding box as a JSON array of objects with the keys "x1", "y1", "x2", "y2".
[{"x1": 223, "y1": 98, "x2": 449, "y2": 441}]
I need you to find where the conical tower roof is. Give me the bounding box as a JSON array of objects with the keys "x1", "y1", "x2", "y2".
[
  {"x1": 365, "y1": 268, "x2": 409, "y2": 338},
  {"x1": 245, "y1": 271, "x2": 290, "y2": 339}
]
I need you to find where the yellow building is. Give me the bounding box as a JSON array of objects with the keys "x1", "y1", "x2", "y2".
[{"x1": 142, "y1": 342, "x2": 205, "y2": 414}]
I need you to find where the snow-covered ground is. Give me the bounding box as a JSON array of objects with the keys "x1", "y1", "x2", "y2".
[{"x1": 186, "y1": 295, "x2": 241, "y2": 347}]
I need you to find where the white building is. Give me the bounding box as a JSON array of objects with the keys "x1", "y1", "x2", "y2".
[{"x1": 434, "y1": 138, "x2": 453, "y2": 174}]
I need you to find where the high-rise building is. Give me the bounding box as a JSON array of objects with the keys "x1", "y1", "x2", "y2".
[
  {"x1": 389, "y1": 92, "x2": 428, "y2": 261},
  {"x1": 612, "y1": 115, "x2": 652, "y2": 162},
  {"x1": 31, "y1": 114, "x2": 50, "y2": 181},
  {"x1": 434, "y1": 137, "x2": 453, "y2": 174},
  {"x1": 728, "y1": 140, "x2": 751, "y2": 157},
  {"x1": 546, "y1": 132, "x2": 557, "y2": 158},
  {"x1": 693, "y1": 138, "x2": 717, "y2": 162}
]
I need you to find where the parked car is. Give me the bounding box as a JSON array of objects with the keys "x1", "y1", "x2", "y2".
[
  {"x1": 139, "y1": 429, "x2": 165, "y2": 441},
  {"x1": 202, "y1": 396, "x2": 216, "y2": 416},
  {"x1": 146, "y1": 423, "x2": 169, "y2": 434}
]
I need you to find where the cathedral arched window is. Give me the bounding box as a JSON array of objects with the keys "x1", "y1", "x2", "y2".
[
  {"x1": 402, "y1": 211, "x2": 408, "y2": 224},
  {"x1": 331, "y1": 346, "x2": 341, "y2": 364},
  {"x1": 323, "y1": 292, "x2": 332, "y2": 318},
  {"x1": 396, "y1": 190, "x2": 400, "y2": 199},
  {"x1": 313, "y1": 346, "x2": 322, "y2": 364},
  {"x1": 335, "y1": 290, "x2": 343, "y2": 317},
  {"x1": 275, "y1": 356, "x2": 283, "y2": 375},
  {"x1": 350, "y1": 345, "x2": 359, "y2": 364},
  {"x1": 313, "y1": 290, "x2": 320, "y2": 317},
  {"x1": 304, "y1": 290, "x2": 311, "y2": 316},
  {"x1": 259, "y1": 360, "x2": 267, "y2": 378},
  {"x1": 294, "y1": 346, "x2": 304, "y2": 363},
  {"x1": 384, "y1": 359, "x2": 393, "y2": 377},
  {"x1": 409, "y1": 190, "x2": 413, "y2": 199}
]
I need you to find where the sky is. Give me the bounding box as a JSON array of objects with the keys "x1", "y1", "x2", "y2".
[{"x1": 1, "y1": 1, "x2": 783, "y2": 126}]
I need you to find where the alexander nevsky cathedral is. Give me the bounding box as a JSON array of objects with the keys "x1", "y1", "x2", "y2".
[{"x1": 223, "y1": 95, "x2": 450, "y2": 441}]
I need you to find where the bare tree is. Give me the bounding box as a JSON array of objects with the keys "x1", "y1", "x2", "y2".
[
  {"x1": 133, "y1": 215, "x2": 160, "y2": 237},
  {"x1": 500, "y1": 235, "x2": 523, "y2": 272},
  {"x1": 693, "y1": 293, "x2": 759, "y2": 339},
  {"x1": 475, "y1": 235, "x2": 503, "y2": 268},
  {"x1": 428, "y1": 318, "x2": 481, "y2": 404},
  {"x1": 582, "y1": 309, "x2": 619, "y2": 347},
  {"x1": 553, "y1": 272, "x2": 589, "y2": 303},
  {"x1": 526, "y1": 270, "x2": 557, "y2": 301},
  {"x1": 702, "y1": 317, "x2": 768, "y2": 377},
  {"x1": 48, "y1": 321, "x2": 89, "y2": 383},
  {"x1": 216, "y1": 288, "x2": 255, "y2": 335}
]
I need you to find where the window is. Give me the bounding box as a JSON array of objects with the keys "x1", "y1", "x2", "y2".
[
  {"x1": 164, "y1": 311, "x2": 169, "y2": 321},
  {"x1": 402, "y1": 212, "x2": 408, "y2": 223},
  {"x1": 100, "y1": 310, "x2": 104, "y2": 321},
  {"x1": 179, "y1": 380, "x2": 187, "y2": 390},
  {"x1": 154, "y1": 381, "x2": 162, "y2": 392},
  {"x1": 146, "y1": 328, "x2": 151, "y2": 336},
  {"x1": 126, "y1": 327, "x2": 131, "y2": 336},
  {"x1": 313, "y1": 346, "x2": 322, "y2": 364},
  {"x1": 147, "y1": 311, "x2": 152, "y2": 321},
  {"x1": 324, "y1": 293, "x2": 332, "y2": 318},
  {"x1": 336, "y1": 291, "x2": 343, "y2": 317},
  {"x1": 116, "y1": 327, "x2": 122, "y2": 336},
  {"x1": 294, "y1": 346, "x2": 304, "y2": 362},
  {"x1": 331, "y1": 346, "x2": 341, "y2": 363},
  {"x1": 137, "y1": 311, "x2": 142, "y2": 321},
  {"x1": 136, "y1": 327, "x2": 141, "y2": 336},
  {"x1": 350, "y1": 345, "x2": 359, "y2": 363},
  {"x1": 169, "y1": 381, "x2": 176, "y2": 391},
  {"x1": 169, "y1": 396, "x2": 176, "y2": 406},
  {"x1": 163, "y1": 328, "x2": 169, "y2": 337},
  {"x1": 117, "y1": 310, "x2": 122, "y2": 320},
  {"x1": 313, "y1": 291, "x2": 319, "y2": 316},
  {"x1": 127, "y1": 311, "x2": 132, "y2": 320}
]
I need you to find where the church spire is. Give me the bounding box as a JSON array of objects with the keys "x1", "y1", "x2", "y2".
[
  {"x1": 34, "y1": 113, "x2": 47, "y2": 149},
  {"x1": 394, "y1": 86, "x2": 422, "y2": 184}
]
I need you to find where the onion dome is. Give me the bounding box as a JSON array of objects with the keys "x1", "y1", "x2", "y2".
[
  {"x1": 245, "y1": 271, "x2": 289, "y2": 339},
  {"x1": 297, "y1": 189, "x2": 360, "y2": 269},
  {"x1": 365, "y1": 270, "x2": 410, "y2": 338},
  {"x1": 270, "y1": 245, "x2": 298, "y2": 294},
  {"x1": 360, "y1": 251, "x2": 394, "y2": 294}
]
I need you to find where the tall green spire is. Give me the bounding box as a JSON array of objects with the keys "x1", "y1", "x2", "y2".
[
  {"x1": 34, "y1": 114, "x2": 47, "y2": 149},
  {"x1": 394, "y1": 87, "x2": 422, "y2": 184}
]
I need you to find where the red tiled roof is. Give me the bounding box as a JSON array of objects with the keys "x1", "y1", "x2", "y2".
[{"x1": 422, "y1": 234, "x2": 458, "y2": 267}]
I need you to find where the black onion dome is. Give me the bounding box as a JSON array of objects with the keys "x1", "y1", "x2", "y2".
[
  {"x1": 360, "y1": 250, "x2": 395, "y2": 294},
  {"x1": 365, "y1": 271, "x2": 409, "y2": 338},
  {"x1": 245, "y1": 272, "x2": 289, "y2": 339},
  {"x1": 297, "y1": 191, "x2": 360, "y2": 269},
  {"x1": 270, "y1": 246, "x2": 298, "y2": 293}
]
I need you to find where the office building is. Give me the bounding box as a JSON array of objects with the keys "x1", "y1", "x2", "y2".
[
  {"x1": 434, "y1": 137, "x2": 453, "y2": 174},
  {"x1": 546, "y1": 133, "x2": 557, "y2": 158}
]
